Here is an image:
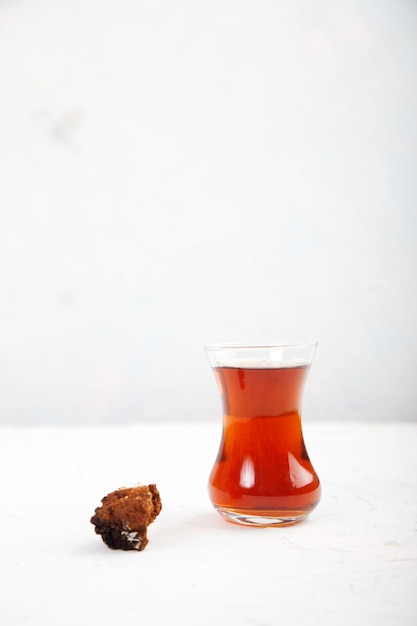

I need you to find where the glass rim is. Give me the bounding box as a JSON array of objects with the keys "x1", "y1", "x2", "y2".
[{"x1": 204, "y1": 340, "x2": 318, "y2": 351}]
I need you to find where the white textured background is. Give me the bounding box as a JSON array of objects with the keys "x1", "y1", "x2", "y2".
[{"x1": 0, "y1": 0, "x2": 416, "y2": 425}]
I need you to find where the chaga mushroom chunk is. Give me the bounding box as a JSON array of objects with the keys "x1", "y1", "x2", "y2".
[{"x1": 91, "y1": 484, "x2": 162, "y2": 551}]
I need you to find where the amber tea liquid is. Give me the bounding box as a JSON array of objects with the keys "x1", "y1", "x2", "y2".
[{"x1": 208, "y1": 362, "x2": 321, "y2": 526}]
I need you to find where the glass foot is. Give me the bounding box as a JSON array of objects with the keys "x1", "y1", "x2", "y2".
[{"x1": 215, "y1": 507, "x2": 307, "y2": 527}]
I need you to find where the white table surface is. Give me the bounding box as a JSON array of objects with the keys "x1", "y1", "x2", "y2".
[{"x1": 1, "y1": 421, "x2": 416, "y2": 626}]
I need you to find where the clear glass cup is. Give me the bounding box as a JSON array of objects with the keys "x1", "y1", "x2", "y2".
[{"x1": 204, "y1": 341, "x2": 321, "y2": 527}]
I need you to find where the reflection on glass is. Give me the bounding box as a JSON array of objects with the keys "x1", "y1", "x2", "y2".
[{"x1": 239, "y1": 456, "x2": 255, "y2": 489}]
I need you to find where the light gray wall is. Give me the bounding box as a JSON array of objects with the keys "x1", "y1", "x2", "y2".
[{"x1": 1, "y1": 0, "x2": 416, "y2": 424}]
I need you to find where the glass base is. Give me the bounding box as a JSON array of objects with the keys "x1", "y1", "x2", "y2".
[{"x1": 215, "y1": 507, "x2": 307, "y2": 527}]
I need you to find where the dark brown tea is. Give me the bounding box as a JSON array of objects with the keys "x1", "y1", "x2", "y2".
[{"x1": 208, "y1": 364, "x2": 321, "y2": 525}]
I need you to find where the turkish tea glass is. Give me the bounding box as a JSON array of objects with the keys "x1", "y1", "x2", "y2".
[{"x1": 204, "y1": 341, "x2": 321, "y2": 527}]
